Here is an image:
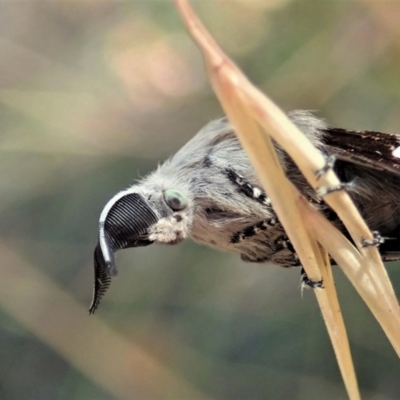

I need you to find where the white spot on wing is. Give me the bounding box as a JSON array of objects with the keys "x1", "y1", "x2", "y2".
[{"x1": 393, "y1": 146, "x2": 400, "y2": 159}]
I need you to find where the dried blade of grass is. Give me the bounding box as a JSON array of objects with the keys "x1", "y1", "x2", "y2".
[
  {"x1": 174, "y1": 1, "x2": 361, "y2": 399},
  {"x1": 173, "y1": 0, "x2": 400, "y2": 357}
]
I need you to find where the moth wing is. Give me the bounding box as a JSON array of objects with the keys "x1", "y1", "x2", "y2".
[
  {"x1": 322, "y1": 127, "x2": 400, "y2": 176},
  {"x1": 322, "y1": 127, "x2": 400, "y2": 262}
]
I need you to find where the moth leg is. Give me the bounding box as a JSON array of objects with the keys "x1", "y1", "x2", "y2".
[
  {"x1": 300, "y1": 267, "x2": 324, "y2": 289},
  {"x1": 274, "y1": 235, "x2": 298, "y2": 261},
  {"x1": 224, "y1": 168, "x2": 271, "y2": 207},
  {"x1": 275, "y1": 237, "x2": 324, "y2": 288},
  {"x1": 272, "y1": 234, "x2": 303, "y2": 267},
  {"x1": 240, "y1": 233, "x2": 301, "y2": 266},
  {"x1": 230, "y1": 218, "x2": 277, "y2": 244},
  {"x1": 361, "y1": 231, "x2": 384, "y2": 247},
  {"x1": 316, "y1": 182, "x2": 350, "y2": 198},
  {"x1": 315, "y1": 154, "x2": 336, "y2": 180},
  {"x1": 315, "y1": 152, "x2": 350, "y2": 196}
]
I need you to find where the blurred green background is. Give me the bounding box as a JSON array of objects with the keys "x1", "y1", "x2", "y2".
[{"x1": 1, "y1": 1, "x2": 400, "y2": 399}]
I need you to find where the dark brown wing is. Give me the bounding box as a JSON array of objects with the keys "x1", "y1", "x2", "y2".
[
  {"x1": 322, "y1": 127, "x2": 400, "y2": 261},
  {"x1": 322, "y1": 127, "x2": 400, "y2": 176}
]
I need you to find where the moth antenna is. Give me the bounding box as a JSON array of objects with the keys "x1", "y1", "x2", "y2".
[
  {"x1": 316, "y1": 183, "x2": 350, "y2": 198},
  {"x1": 361, "y1": 231, "x2": 385, "y2": 248},
  {"x1": 89, "y1": 247, "x2": 112, "y2": 314},
  {"x1": 315, "y1": 154, "x2": 336, "y2": 180},
  {"x1": 300, "y1": 267, "x2": 324, "y2": 289}
]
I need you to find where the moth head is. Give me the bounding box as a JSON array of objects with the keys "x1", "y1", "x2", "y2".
[{"x1": 89, "y1": 185, "x2": 192, "y2": 314}]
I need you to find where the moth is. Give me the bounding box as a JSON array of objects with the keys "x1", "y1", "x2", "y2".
[{"x1": 89, "y1": 110, "x2": 400, "y2": 313}]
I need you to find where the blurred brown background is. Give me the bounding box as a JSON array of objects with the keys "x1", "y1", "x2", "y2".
[{"x1": 1, "y1": 1, "x2": 400, "y2": 399}]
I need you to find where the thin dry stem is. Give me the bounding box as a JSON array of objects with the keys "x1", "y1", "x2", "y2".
[
  {"x1": 174, "y1": 1, "x2": 362, "y2": 399},
  {"x1": 213, "y1": 83, "x2": 360, "y2": 399}
]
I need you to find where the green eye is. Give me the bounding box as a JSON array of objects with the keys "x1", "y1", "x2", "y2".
[{"x1": 164, "y1": 189, "x2": 187, "y2": 211}]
